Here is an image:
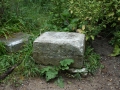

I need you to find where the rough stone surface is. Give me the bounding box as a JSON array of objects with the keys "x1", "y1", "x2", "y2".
[
  {"x1": 0, "y1": 32, "x2": 30, "y2": 52},
  {"x1": 33, "y1": 32, "x2": 85, "y2": 68}
]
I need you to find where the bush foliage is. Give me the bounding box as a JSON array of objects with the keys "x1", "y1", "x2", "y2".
[{"x1": 47, "y1": 0, "x2": 120, "y2": 55}]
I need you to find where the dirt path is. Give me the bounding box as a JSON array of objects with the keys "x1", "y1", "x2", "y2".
[{"x1": 0, "y1": 38, "x2": 120, "y2": 90}]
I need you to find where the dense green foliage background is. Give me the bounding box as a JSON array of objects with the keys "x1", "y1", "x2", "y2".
[{"x1": 0, "y1": 0, "x2": 120, "y2": 43}]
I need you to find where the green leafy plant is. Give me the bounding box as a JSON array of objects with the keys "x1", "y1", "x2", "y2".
[
  {"x1": 40, "y1": 59, "x2": 74, "y2": 81},
  {"x1": 60, "y1": 59, "x2": 74, "y2": 70},
  {"x1": 40, "y1": 66, "x2": 58, "y2": 81},
  {"x1": 40, "y1": 59, "x2": 74, "y2": 87}
]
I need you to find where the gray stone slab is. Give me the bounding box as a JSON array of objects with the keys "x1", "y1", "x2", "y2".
[
  {"x1": 33, "y1": 32, "x2": 85, "y2": 68},
  {"x1": 0, "y1": 32, "x2": 30, "y2": 52}
]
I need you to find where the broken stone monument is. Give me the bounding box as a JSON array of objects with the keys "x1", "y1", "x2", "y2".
[
  {"x1": 33, "y1": 32, "x2": 85, "y2": 68},
  {"x1": 0, "y1": 32, "x2": 30, "y2": 52}
]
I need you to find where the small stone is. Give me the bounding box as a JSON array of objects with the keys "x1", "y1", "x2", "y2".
[
  {"x1": 0, "y1": 32, "x2": 30, "y2": 52},
  {"x1": 69, "y1": 68, "x2": 87, "y2": 73}
]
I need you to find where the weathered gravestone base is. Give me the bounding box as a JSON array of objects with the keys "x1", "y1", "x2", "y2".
[
  {"x1": 33, "y1": 32, "x2": 85, "y2": 68},
  {"x1": 0, "y1": 32, "x2": 30, "y2": 52}
]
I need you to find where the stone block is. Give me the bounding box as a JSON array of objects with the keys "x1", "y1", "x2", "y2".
[
  {"x1": 0, "y1": 32, "x2": 30, "y2": 52},
  {"x1": 33, "y1": 32, "x2": 85, "y2": 68}
]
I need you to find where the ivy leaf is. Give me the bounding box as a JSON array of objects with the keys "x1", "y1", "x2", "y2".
[
  {"x1": 40, "y1": 66, "x2": 52, "y2": 75},
  {"x1": 60, "y1": 59, "x2": 74, "y2": 70},
  {"x1": 60, "y1": 59, "x2": 74, "y2": 66},
  {"x1": 55, "y1": 76, "x2": 64, "y2": 88},
  {"x1": 61, "y1": 66, "x2": 69, "y2": 70}
]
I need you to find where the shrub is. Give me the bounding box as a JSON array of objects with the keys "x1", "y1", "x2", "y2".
[{"x1": 47, "y1": 0, "x2": 120, "y2": 55}]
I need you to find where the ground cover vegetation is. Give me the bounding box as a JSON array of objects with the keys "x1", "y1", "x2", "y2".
[{"x1": 0, "y1": 0, "x2": 120, "y2": 87}]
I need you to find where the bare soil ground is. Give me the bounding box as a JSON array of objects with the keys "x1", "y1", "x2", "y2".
[{"x1": 0, "y1": 38, "x2": 120, "y2": 90}]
